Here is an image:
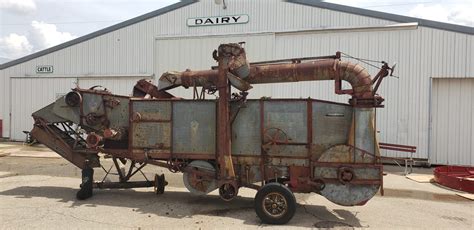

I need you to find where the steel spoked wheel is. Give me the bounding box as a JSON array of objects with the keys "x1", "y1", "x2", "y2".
[
  {"x1": 263, "y1": 192, "x2": 288, "y2": 218},
  {"x1": 255, "y1": 183, "x2": 296, "y2": 225}
]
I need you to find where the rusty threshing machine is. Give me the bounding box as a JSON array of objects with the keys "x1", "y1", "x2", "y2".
[{"x1": 31, "y1": 43, "x2": 394, "y2": 224}]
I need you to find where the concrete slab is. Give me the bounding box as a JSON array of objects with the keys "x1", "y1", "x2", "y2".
[
  {"x1": 0, "y1": 171, "x2": 473, "y2": 229},
  {"x1": 456, "y1": 193, "x2": 474, "y2": 201},
  {"x1": 0, "y1": 171, "x2": 16, "y2": 178},
  {"x1": 406, "y1": 174, "x2": 433, "y2": 183},
  {"x1": 8, "y1": 151, "x2": 59, "y2": 158}
]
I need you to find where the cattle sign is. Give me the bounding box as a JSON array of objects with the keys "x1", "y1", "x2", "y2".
[{"x1": 36, "y1": 65, "x2": 53, "y2": 73}]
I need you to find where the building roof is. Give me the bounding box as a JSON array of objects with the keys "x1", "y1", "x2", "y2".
[
  {"x1": 289, "y1": 0, "x2": 474, "y2": 35},
  {"x1": 1, "y1": 0, "x2": 472, "y2": 70},
  {"x1": 0, "y1": 0, "x2": 198, "y2": 70}
]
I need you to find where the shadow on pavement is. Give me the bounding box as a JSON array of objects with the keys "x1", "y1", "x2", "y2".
[{"x1": 0, "y1": 185, "x2": 365, "y2": 228}]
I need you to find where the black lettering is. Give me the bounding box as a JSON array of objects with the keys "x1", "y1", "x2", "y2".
[
  {"x1": 195, "y1": 19, "x2": 203, "y2": 24},
  {"x1": 205, "y1": 18, "x2": 213, "y2": 24},
  {"x1": 232, "y1": 16, "x2": 241, "y2": 22},
  {"x1": 221, "y1": 17, "x2": 230, "y2": 23}
]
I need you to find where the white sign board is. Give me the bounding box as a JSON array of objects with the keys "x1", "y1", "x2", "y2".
[
  {"x1": 187, "y1": 14, "x2": 249, "y2": 27},
  {"x1": 36, "y1": 65, "x2": 53, "y2": 73}
]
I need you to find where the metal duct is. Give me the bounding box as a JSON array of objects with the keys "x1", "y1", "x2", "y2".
[{"x1": 158, "y1": 58, "x2": 374, "y2": 99}]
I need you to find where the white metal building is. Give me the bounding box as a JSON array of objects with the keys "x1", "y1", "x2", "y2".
[{"x1": 0, "y1": 0, "x2": 473, "y2": 166}]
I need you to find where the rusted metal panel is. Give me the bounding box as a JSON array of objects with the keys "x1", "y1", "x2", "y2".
[
  {"x1": 132, "y1": 100, "x2": 171, "y2": 121},
  {"x1": 266, "y1": 145, "x2": 308, "y2": 158},
  {"x1": 130, "y1": 100, "x2": 172, "y2": 149},
  {"x1": 262, "y1": 101, "x2": 309, "y2": 162},
  {"x1": 172, "y1": 101, "x2": 216, "y2": 154},
  {"x1": 52, "y1": 96, "x2": 81, "y2": 124},
  {"x1": 263, "y1": 100, "x2": 307, "y2": 143},
  {"x1": 231, "y1": 101, "x2": 261, "y2": 155},
  {"x1": 132, "y1": 122, "x2": 171, "y2": 150},
  {"x1": 35, "y1": 102, "x2": 69, "y2": 123},
  {"x1": 82, "y1": 93, "x2": 105, "y2": 116},
  {"x1": 353, "y1": 108, "x2": 377, "y2": 157},
  {"x1": 105, "y1": 96, "x2": 129, "y2": 128},
  {"x1": 312, "y1": 102, "x2": 352, "y2": 145},
  {"x1": 270, "y1": 158, "x2": 309, "y2": 167},
  {"x1": 314, "y1": 167, "x2": 381, "y2": 181}
]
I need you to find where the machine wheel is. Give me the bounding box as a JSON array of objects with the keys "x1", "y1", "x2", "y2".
[
  {"x1": 76, "y1": 166, "x2": 94, "y2": 200},
  {"x1": 154, "y1": 174, "x2": 167, "y2": 195},
  {"x1": 316, "y1": 145, "x2": 381, "y2": 206},
  {"x1": 183, "y1": 160, "x2": 217, "y2": 195},
  {"x1": 254, "y1": 182, "x2": 296, "y2": 225},
  {"x1": 219, "y1": 183, "x2": 238, "y2": 201},
  {"x1": 266, "y1": 177, "x2": 289, "y2": 185}
]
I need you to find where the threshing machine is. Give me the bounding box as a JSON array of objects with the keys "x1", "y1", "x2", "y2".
[{"x1": 30, "y1": 43, "x2": 394, "y2": 224}]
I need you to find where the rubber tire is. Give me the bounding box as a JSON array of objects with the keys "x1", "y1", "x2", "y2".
[
  {"x1": 254, "y1": 182, "x2": 296, "y2": 225},
  {"x1": 266, "y1": 177, "x2": 289, "y2": 185}
]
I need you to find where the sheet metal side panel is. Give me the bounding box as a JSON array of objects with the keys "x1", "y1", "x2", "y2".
[
  {"x1": 263, "y1": 100, "x2": 308, "y2": 158},
  {"x1": 264, "y1": 100, "x2": 308, "y2": 143},
  {"x1": 105, "y1": 96, "x2": 129, "y2": 128},
  {"x1": 312, "y1": 101, "x2": 353, "y2": 145},
  {"x1": 231, "y1": 101, "x2": 261, "y2": 155},
  {"x1": 132, "y1": 122, "x2": 171, "y2": 150},
  {"x1": 130, "y1": 100, "x2": 172, "y2": 149},
  {"x1": 132, "y1": 100, "x2": 171, "y2": 121},
  {"x1": 172, "y1": 100, "x2": 216, "y2": 154}
]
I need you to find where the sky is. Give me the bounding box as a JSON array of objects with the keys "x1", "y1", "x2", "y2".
[{"x1": 0, "y1": 0, "x2": 473, "y2": 63}]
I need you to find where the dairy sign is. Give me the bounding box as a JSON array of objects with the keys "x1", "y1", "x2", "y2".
[
  {"x1": 36, "y1": 65, "x2": 53, "y2": 73},
  {"x1": 187, "y1": 14, "x2": 249, "y2": 27}
]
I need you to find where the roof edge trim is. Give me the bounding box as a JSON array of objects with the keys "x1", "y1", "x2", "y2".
[{"x1": 287, "y1": 0, "x2": 474, "y2": 35}]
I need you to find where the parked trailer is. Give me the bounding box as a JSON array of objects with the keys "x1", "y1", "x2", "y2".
[{"x1": 30, "y1": 43, "x2": 393, "y2": 224}]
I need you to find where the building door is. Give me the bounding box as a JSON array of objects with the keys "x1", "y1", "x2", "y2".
[
  {"x1": 10, "y1": 77, "x2": 76, "y2": 140},
  {"x1": 431, "y1": 78, "x2": 474, "y2": 166}
]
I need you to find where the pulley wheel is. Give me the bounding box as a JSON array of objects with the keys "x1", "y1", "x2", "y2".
[
  {"x1": 316, "y1": 144, "x2": 380, "y2": 206},
  {"x1": 183, "y1": 160, "x2": 217, "y2": 195}
]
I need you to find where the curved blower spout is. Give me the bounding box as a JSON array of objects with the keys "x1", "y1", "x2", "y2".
[{"x1": 158, "y1": 44, "x2": 391, "y2": 107}]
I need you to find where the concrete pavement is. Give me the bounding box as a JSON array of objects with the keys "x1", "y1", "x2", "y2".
[{"x1": 0, "y1": 145, "x2": 472, "y2": 229}]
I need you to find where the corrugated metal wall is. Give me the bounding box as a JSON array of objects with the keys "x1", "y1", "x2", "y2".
[
  {"x1": 0, "y1": 71, "x2": 9, "y2": 138},
  {"x1": 10, "y1": 78, "x2": 76, "y2": 140},
  {"x1": 431, "y1": 78, "x2": 474, "y2": 165},
  {"x1": 8, "y1": 76, "x2": 147, "y2": 139},
  {"x1": 1, "y1": 0, "x2": 473, "y2": 165},
  {"x1": 155, "y1": 33, "x2": 276, "y2": 98}
]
